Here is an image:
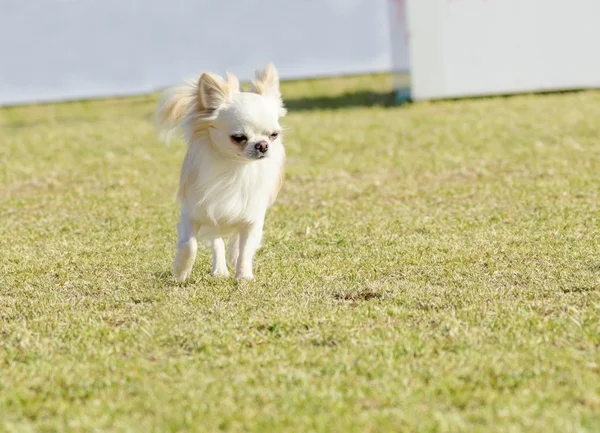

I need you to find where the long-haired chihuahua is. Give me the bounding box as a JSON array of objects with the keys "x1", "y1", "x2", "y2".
[{"x1": 155, "y1": 63, "x2": 286, "y2": 281}]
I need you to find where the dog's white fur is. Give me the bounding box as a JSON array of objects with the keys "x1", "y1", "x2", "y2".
[{"x1": 155, "y1": 63, "x2": 286, "y2": 281}]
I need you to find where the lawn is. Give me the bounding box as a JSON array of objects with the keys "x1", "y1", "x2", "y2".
[{"x1": 1, "y1": 74, "x2": 599, "y2": 433}]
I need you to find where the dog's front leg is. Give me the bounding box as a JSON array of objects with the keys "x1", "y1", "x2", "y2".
[
  {"x1": 235, "y1": 221, "x2": 264, "y2": 280},
  {"x1": 173, "y1": 214, "x2": 199, "y2": 282},
  {"x1": 210, "y1": 237, "x2": 229, "y2": 277}
]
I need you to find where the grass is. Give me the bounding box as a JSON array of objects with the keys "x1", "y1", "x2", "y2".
[{"x1": 1, "y1": 73, "x2": 599, "y2": 433}]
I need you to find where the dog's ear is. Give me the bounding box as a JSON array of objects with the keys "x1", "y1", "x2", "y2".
[
  {"x1": 251, "y1": 63, "x2": 287, "y2": 116},
  {"x1": 198, "y1": 73, "x2": 227, "y2": 110},
  {"x1": 225, "y1": 72, "x2": 241, "y2": 94},
  {"x1": 198, "y1": 72, "x2": 239, "y2": 111}
]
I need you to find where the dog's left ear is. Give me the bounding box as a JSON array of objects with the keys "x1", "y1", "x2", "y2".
[
  {"x1": 198, "y1": 71, "x2": 240, "y2": 112},
  {"x1": 251, "y1": 63, "x2": 287, "y2": 116}
]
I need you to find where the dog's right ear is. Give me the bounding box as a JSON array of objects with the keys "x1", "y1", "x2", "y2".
[
  {"x1": 198, "y1": 73, "x2": 228, "y2": 110},
  {"x1": 198, "y1": 72, "x2": 240, "y2": 111}
]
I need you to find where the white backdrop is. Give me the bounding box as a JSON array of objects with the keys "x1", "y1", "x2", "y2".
[
  {"x1": 0, "y1": 0, "x2": 408, "y2": 106},
  {"x1": 398, "y1": 0, "x2": 600, "y2": 100}
]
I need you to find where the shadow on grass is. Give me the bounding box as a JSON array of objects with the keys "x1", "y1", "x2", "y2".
[
  {"x1": 560, "y1": 285, "x2": 598, "y2": 293},
  {"x1": 333, "y1": 289, "x2": 383, "y2": 302},
  {"x1": 153, "y1": 269, "x2": 241, "y2": 294},
  {"x1": 284, "y1": 87, "x2": 600, "y2": 111},
  {"x1": 154, "y1": 270, "x2": 173, "y2": 283},
  {"x1": 284, "y1": 90, "x2": 401, "y2": 111},
  {"x1": 1, "y1": 90, "x2": 405, "y2": 129}
]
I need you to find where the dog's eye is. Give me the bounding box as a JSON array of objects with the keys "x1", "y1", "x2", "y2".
[
  {"x1": 230, "y1": 134, "x2": 247, "y2": 144},
  {"x1": 269, "y1": 132, "x2": 280, "y2": 140}
]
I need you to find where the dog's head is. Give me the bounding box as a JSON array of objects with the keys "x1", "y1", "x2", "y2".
[{"x1": 192, "y1": 63, "x2": 286, "y2": 161}]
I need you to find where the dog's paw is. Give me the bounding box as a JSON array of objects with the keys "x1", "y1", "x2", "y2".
[
  {"x1": 211, "y1": 267, "x2": 230, "y2": 278},
  {"x1": 235, "y1": 272, "x2": 254, "y2": 281},
  {"x1": 173, "y1": 251, "x2": 195, "y2": 282},
  {"x1": 173, "y1": 264, "x2": 192, "y2": 282}
]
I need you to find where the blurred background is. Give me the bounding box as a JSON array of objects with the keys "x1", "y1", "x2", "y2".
[
  {"x1": 0, "y1": 0, "x2": 403, "y2": 106},
  {"x1": 0, "y1": 0, "x2": 598, "y2": 104}
]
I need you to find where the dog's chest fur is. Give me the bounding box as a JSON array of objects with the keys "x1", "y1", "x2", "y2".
[{"x1": 182, "y1": 145, "x2": 284, "y2": 228}]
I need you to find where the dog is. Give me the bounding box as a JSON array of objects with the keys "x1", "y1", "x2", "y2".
[{"x1": 155, "y1": 63, "x2": 287, "y2": 281}]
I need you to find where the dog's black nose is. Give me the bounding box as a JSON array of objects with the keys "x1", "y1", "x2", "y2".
[{"x1": 255, "y1": 140, "x2": 269, "y2": 153}]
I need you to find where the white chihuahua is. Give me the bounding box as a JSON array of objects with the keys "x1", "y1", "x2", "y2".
[{"x1": 155, "y1": 63, "x2": 286, "y2": 281}]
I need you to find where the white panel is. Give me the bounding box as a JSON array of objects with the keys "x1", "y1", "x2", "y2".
[
  {"x1": 404, "y1": 0, "x2": 446, "y2": 98},
  {"x1": 0, "y1": 0, "x2": 392, "y2": 106},
  {"x1": 440, "y1": 0, "x2": 542, "y2": 96},
  {"x1": 402, "y1": 0, "x2": 600, "y2": 100},
  {"x1": 537, "y1": 0, "x2": 600, "y2": 89}
]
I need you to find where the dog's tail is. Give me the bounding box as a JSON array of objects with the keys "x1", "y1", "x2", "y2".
[{"x1": 154, "y1": 79, "x2": 198, "y2": 143}]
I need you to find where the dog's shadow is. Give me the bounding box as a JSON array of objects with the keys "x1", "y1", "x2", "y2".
[
  {"x1": 152, "y1": 269, "x2": 247, "y2": 294},
  {"x1": 154, "y1": 270, "x2": 174, "y2": 284},
  {"x1": 153, "y1": 269, "x2": 201, "y2": 288}
]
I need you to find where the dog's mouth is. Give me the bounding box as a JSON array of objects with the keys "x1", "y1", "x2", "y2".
[
  {"x1": 248, "y1": 151, "x2": 268, "y2": 160},
  {"x1": 242, "y1": 147, "x2": 270, "y2": 160}
]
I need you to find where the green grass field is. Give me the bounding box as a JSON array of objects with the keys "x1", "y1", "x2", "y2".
[{"x1": 1, "y1": 74, "x2": 599, "y2": 433}]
